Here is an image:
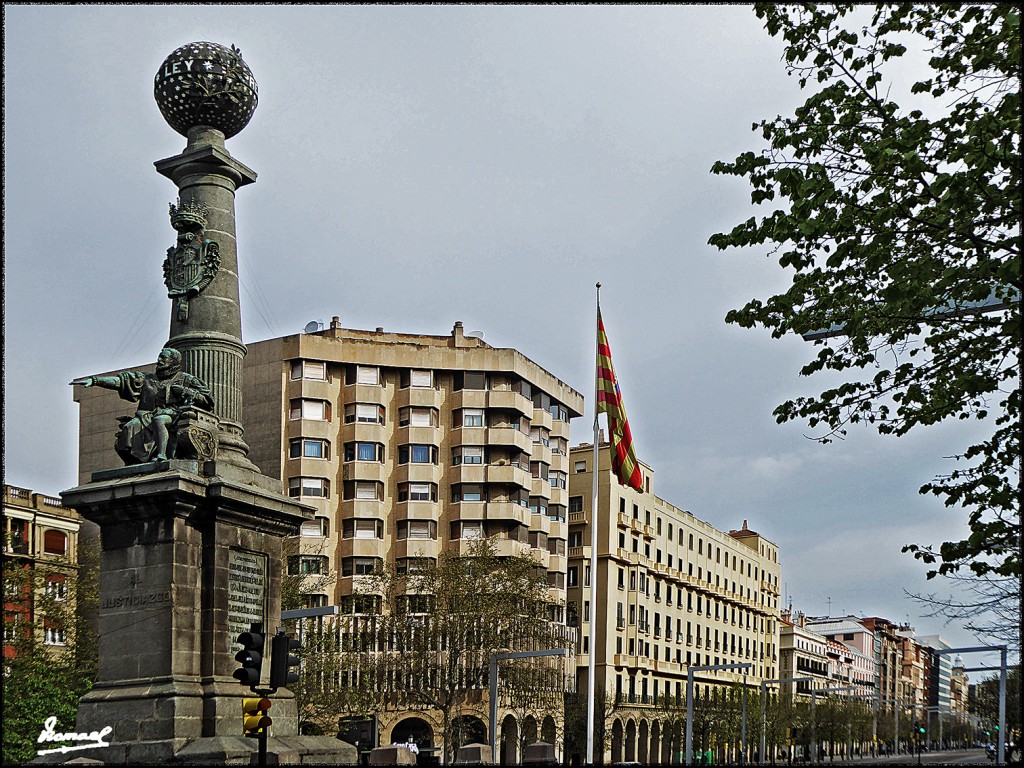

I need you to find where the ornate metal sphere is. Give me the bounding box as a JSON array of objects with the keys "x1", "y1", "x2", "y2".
[{"x1": 154, "y1": 42, "x2": 258, "y2": 139}]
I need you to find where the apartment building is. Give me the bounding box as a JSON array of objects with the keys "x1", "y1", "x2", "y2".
[
  {"x1": 2, "y1": 484, "x2": 82, "y2": 657},
  {"x1": 72, "y1": 317, "x2": 583, "y2": 754},
  {"x1": 779, "y1": 611, "x2": 831, "y2": 699},
  {"x1": 566, "y1": 442, "x2": 781, "y2": 763}
]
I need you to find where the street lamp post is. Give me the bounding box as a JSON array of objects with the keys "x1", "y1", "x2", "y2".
[{"x1": 810, "y1": 685, "x2": 855, "y2": 764}]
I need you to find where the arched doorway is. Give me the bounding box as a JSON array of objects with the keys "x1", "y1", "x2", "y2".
[
  {"x1": 390, "y1": 717, "x2": 434, "y2": 761},
  {"x1": 650, "y1": 721, "x2": 661, "y2": 766},
  {"x1": 500, "y1": 714, "x2": 519, "y2": 765},
  {"x1": 541, "y1": 715, "x2": 557, "y2": 746},
  {"x1": 451, "y1": 715, "x2": 487, "y2": 752},
  {"x1": 625, "y1": 720, "x2": 637, "y2": 762},
  {"x1": 661, "y1": 720, "x2": 675, "y2": 764},
  {"x1": 611, "y1": 719, "x2": 624, "y2": 764},
  {"x1": 522, "y1": 715, "x2": 538, "y2": 753},
  {"x1": 638, "y1": 720, "x2": 649, "y2": 763}
]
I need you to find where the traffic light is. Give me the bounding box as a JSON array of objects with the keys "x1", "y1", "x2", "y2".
[
  {"x1": 234, "y1": 623, "x2": 264, "y2": 688},
  {"x1": 269, "y1": 630, "x2": 301, "y2": 689},
  {"x1": 242, "y1": 696, "x2": 272, "y2": 736},
  {"x1": 918, "y1": 725, "x2": 926, "y2": 735}
]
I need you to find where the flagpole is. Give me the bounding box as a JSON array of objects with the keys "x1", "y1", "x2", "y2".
[{"x1": 586, "y1": 282, "x2": 601, "y2": 765}]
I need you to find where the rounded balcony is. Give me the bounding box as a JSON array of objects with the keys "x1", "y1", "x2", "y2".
[
  {"x1": 342, "y1": 461, "x2": 387, "y2": 484},
  {"x1": 486, "y1": 426, "x2": 532, "y2": 453},
  {"x1": 531, "y1": 408, "x2": 553, "y2": 431},
  {"x1": 394, "y1": 463, "x2": 442, "y2": 485},
  {"x1": 486, "y1": 389, "x2": 533, "y2": 416},
  {"x1": 449, "y1": 425, "x2": 487, "y2": 447},
  {"x1": 530, "y1": 442, "x2": 552, "y2": 465},
  {"x1": 531, "y1": 511, "x2": 553, "y2": 535},
  {"x1": 396, "y1": 386, "x2": 442, "y2": 410},
  {"x1": 285, "y1": 417, "x2": 332, "y2": 441},
  {"x1": 550, "y1": 418, "x2": 571, "y2": 441},
  {"x1": 342, "y1": 421, "x2": 385, "y2": 444},
  {"x1": 397, "y1": 425, "x2": 440, "y2": 445},
  {"x1": 485, "y1": 463, "x2": 531, "y2": 490},
  {"x1": 450, "y1": 390, "x2": 488, "y2": 411},
  {"x1": 338, "y1": 537, "x2": 385, "y2": 559},
  {"x1": 531, "y1": 478, "x2": 552, "y2": 499},
  {"x1": 341, "y1": 382, "x2": 388, "y2": 405},
  {"x1": 339, "y1": 498, "x2": 386, "y2": 519},
  {"x1": 394, "y1": 500, "x2": 439, "y2": 520},
  {"x1": 393, "y1": 537, "x2": 441, "y2": 561},
  {"x1": 484, "y1": 501, "x2": 531, "y2": 527},
  {"x1": 447, "y1": 464, "x2": 487, "y2": 486}
]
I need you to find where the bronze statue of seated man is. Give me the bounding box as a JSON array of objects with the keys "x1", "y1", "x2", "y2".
[{"x1": 72, "y1": 347, "x2": 215, "y2": 464}]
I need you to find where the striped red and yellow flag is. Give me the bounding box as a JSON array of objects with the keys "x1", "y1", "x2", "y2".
[{"x1": 596, "y1": 309, "x2": 643, "y2": 491}]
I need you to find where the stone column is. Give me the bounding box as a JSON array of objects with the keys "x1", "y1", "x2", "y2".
[{"x1": 155, "y1": 127, "x2": 256, "y2": 470}]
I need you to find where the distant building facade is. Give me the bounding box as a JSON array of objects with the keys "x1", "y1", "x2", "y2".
[
  {"x1": 566, "y1": 442, "x2": 782, "y2": 763},
  {"x1": 2, "y1": 484, "x2": 82, "y2": 658}
]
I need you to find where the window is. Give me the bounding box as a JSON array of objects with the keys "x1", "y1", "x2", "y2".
[
  {"x1": 289, "y1": 438, "x2": 331, "y2": 460},
  {"x1": 530, "y1": 462, "x2": 550, "y2": 480},
  {"x1": 452, "y1": 521, "x2": 484, "y2": 540},
  {"x1": 44, "y1": 576, "x2": 67, "y2": 601},
  {"x1": 401, "y1": 369, "x2": 434, "y2": 388},
  {"x1": 290, "y1": 360, "x2": 326, "y2": 380},
  {"x1": 43, "y1": 530, "x2": 67, "y2": 556},
  {"x1": 399, "y1": 444, "x2": 438, "y2": 464},
  {"x1": 455, "y1": 371, "x2": 488, "y2": 390},
  {"x1": 345, "y1": 403, "x2": 385, "y2": 424},
  {"x1": 299, "y1": 517, "x2": 330, "y2": 537},
  {"x1": 550, "y1": 437, "x2": 567, "y2": 456},
  {"x1": 548, "y1": 504, "x2": 566, "y2": 522},
  {"x1": 452, "y1": 484, "x2": 485, "y2": 502},
  {"x1": 568, "y1": 496, "x2": 584, "y2": 514},
  {"x1": 547, "y1": 537, "x2": 566, "y2": 556},
  {"x1": 290, "y1": 398, "x2": 330, "y2": 421},
  {"x1": 342, "y1": 519, "x2": 383, "y2": 539},
  {"x1": 574, "y1": 460, "x2": 587, "y2": 473},
  {"x1": 399, "y1": 407, "x2": 437, "y2": 427},
  {"x1": 452, "y1": 446, "x2": 485, "y2": 465},
  {"x1": 397, "y1": 520, "x2": 437, "y2": 540},
  {"x1": 398, "y1": 482, "x2": 437, "y2": 502},
  {"x1": 44, "y1": 627, "x2": 67, "y2": 646},
  {"x1": 343, "y1": 480, "x2": 383, "y2": 500},
  {"x1": 454, "y1": 408, "x2": 485, "y2": 428},
  {"x1": 304, "y1": 594, "x2": 328, "y2": 609},
  {"x1": 529, "y1": 497, "x2": 548, "y2": 517},
  {"x1": 567, "y1": 567, "x2": 579, "y2": 588},
  {"x1": 344, "y1": 442, "x2": 384, "y2": 462},
  {"x1": 288, "y1": 477, "x2": 329, "y2": 498},
  {"x1": 568, "y1": 531, "x2": 583, "y2": 548},
  {"x1": 548, "y1": 403, "x2": 568, "y2": 421},
  {"x1": 355, "y1": 365, "x2": 380, "y2": 385},
  {"x1": 341, "y1": 557, "x2": 380, "y2": 576},
  {"x1": 549, "y1": 471, "x2": 567, "y2": 489},
  {"x1": 396, "y1": 557, "x2": 433, "y2": 575},
  {"x1": 288, "y1": 555, "x2": 328, "y2": 575},
  {"x1": 530, "y1": 427, "x2": 550, "y2": 446}
]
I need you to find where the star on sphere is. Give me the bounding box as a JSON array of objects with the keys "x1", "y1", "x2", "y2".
[{"x1": 203, "y1": 61, "x2": 214, "y2": 70}]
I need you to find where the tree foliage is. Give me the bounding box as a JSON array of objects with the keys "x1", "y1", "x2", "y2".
[
  {"x1": 2, "y1": 544, "x2": 98, "y2": 765},
  {"x1": 709, "y1": 4, "x2": 1020, "y2": 585}
]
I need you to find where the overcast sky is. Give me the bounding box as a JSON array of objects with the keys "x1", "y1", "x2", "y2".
[{"x1": 3, "y1": 5, "x2": 1000, "y2": 662}]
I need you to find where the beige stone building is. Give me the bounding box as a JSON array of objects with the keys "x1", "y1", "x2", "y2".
[
  {"x1": 566, "y1": 443, "x2": 781, "y2": 763},
  {"x1": 2, "y1": 484, "x2": 83, "y2": 658},
  {"x1": 72, "y1": 317, "x2": 583, "y2": 758}
]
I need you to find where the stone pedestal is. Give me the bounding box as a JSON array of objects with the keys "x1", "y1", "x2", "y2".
[{"x1": 58, "y1": 461, "x2": 348, "y2": 764}]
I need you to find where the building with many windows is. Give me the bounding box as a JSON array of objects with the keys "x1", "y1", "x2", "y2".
[
  {"x1": 72, "y1": 317, "x2": 583, "y2": 757},
  {"x1": 2, "y1": 484, "x2": 82, "y2": 658},
  {"x1": 566, "y1": 442, "x2": 782, "y2": 763}
]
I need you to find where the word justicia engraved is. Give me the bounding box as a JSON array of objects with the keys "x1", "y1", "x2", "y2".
[
  {"x1": 36, "y1": 716, "x2": 112, "y2": 756},
  {"x1": 101, "y1": 590, "x2": 170, "y2": 609}
]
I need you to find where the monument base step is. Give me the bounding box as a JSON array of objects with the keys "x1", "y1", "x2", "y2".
[{"x1": 31, "y1": 735, "x2": 357, "y2": 765}]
